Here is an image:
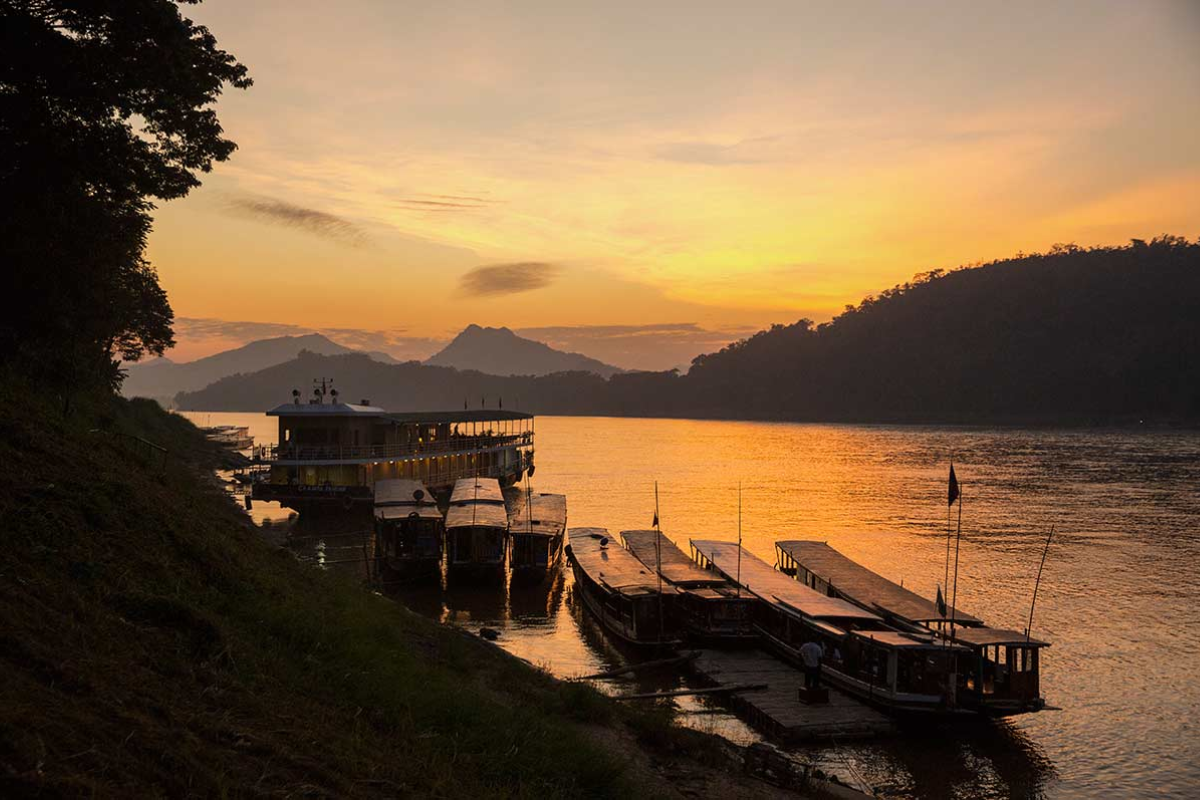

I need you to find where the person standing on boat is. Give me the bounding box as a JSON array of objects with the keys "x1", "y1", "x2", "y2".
[{"x1": 800, "y1": 640, "x2": 825, "y2": 689}]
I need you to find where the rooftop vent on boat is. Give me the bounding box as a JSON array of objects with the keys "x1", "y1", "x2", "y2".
[
  {"x1": 292, "y1": 389, "x2": 300, "y2": 404},
  {"x1": 361, "y1": 398, "x2": 370, "y2": 406}
]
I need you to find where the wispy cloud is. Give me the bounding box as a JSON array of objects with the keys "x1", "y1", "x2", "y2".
[
  {"x1": 394, "y1": 193, "x2": 500, "y2": 213},
  {"x1": 652, "y1": 136, "x2": 782, "y2": 166},
  {"x1": 226, "y1": 195, "x2": 369, "y2": 246},
  {"x1": 459, "y1": 262, "x2": 562, "y2": 296}
]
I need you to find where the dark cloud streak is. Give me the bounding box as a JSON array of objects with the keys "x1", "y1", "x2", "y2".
[
  {"x1": 459, "y1": 262, "x2": 562, "y2": 296},
  {"x1": 226, "y1": 195, "x2": 369, "y2": 246}
]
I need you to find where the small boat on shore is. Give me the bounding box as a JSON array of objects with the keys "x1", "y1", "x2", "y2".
[
  {"x1": 620, "y1": 529, "x2": 755, "y2": 643},
  {"x1": 203, "y1": 424, "x2": 254, "y2": 450},
  {"x1": 566, "y1": 528, "x2": 680, "y2": 647},
  {"x1": 445, "y1": 477, "x2": 509, "y2": 580},
  {"x1": 509, "y1": 492, "x2": 567, "y2": 582},
  {"x1": 775, "y1": 540, "x2": 1050, "y2": 716},
  {"x1": 691, "y1": 540, "x2": 973, "y2": 716},
  {"x1": 372, "y1": 479, "x2": 443, "y2": 579}
]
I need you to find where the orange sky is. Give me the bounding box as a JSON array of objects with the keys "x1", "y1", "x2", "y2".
[{"x1": 147, "y1": 1, "x2": 1200, "y2": 368}]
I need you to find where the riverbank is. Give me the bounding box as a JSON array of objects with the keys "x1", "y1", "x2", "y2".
[{"x1": 0, "y1": 389, "x2": 805, "y2": 797}]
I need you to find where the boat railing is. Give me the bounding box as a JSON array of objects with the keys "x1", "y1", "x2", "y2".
[{"x1": 253, "y1": 431, "x2": 534, "y2": 463}]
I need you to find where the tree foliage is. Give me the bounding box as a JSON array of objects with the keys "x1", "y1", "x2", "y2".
[{"x1": 0, "y1": 0, "x2": 249, "y2": 403}]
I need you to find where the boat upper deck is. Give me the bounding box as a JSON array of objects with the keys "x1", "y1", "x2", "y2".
[
  {"x1": 776, "y1": 540, "x2": 981, "y2": 625},
  {"x1": 569, "y1": 528, "x2": 674, "y2": 598},
  {"x1": 951, "y1": 626, "x2": 1049, "y2": 648},
  {"x1": 509, "y1": 493, "x2": 567, "y2": 538},
  {"x1": 621, "y1": 530, "x2": 726, "y2": 588},
  {"x1": 691, "y1": 540, "x2": 879, "y2": 622},
  {"x1": 445, "y1": 501, "x2": 508, "y2": 530},
  {"x1": 450, "y1": 477, "x2": 505, "y2": 505},
  {"x1": 374, "y1": 479, "x2": 437, "y2": 506}
]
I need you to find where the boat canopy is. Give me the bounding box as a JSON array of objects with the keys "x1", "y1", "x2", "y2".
[
  {"x1": 373, "y1": 479, "x2": 437, "y2": 507},
  {"x1": 509, "y1": 493, "x2": 567, "y2": 538},
  {"x1": 951, "y1": 626, "x2": 1050, "y2": 648},
  {"x1": 851, "y1": 630, "x2": 969, "y2": 651},
  {"x1": 376, "y1": 505, "x2": 443, "y2": 521},
  {"x1": 570, "y1": 528, "x2": 675, "y2": 598},
  {"x1": 691, "y1": 540, "x2": 879, "y2": 622},
  {"x1": 445, "y1": 502, "x2": 508, "y2": 529},
  {"x1": 621, "y1": 530, "x2": 726, "y2": 588},
  {"x1": 776, "y1": 540, "x2": 982, "y2": 625},
  {"x1": 449, "y1": 477, "x2": 505, "y2": 505}
]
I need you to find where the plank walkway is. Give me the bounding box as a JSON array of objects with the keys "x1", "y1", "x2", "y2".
[{"x1": 688, "y1": 649, "x2": 897, "y2": 743}]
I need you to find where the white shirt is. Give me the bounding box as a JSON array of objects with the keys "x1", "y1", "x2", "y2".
[{"x1": 799, "y1": 641, "x2": 824, "y2": 669}]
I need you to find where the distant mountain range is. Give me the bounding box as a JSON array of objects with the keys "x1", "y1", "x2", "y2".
[
  {"x1": 424, "y1": 325, "x2": 623, "y2": 378},
  {"x1": 121, "y1": 333, "x2": 398, "y2": 404},
  {"x1": 175, "y1": 238, "x2": 1200, "y2": 423}
]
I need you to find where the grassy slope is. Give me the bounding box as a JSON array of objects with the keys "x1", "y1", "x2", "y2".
[{"x1": 0, "y1": 391, "x2": 770, "y2": 798}]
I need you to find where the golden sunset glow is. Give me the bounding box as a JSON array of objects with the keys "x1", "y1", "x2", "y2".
[{"x1": 147, "y1": 0, "x2": 1200, "y2": 364}]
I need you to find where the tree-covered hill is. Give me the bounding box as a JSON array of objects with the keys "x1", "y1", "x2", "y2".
[{"x1": 177, "y1": 238, "x2": 1200, "y2": 424}]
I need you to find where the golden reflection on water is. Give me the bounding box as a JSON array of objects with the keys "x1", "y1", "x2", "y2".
[{"x1": 186, "y1": 411, "x2": 1200, "y2": 799}]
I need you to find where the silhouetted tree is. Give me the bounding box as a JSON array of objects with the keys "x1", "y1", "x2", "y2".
[{"x1": 0, "y1": 0, "x2": 250, "y2": 409}]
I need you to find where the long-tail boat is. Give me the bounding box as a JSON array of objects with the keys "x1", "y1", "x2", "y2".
[
  {"x1": 445, "y1": 477, "x2": 509, "y2": 579},
  {"x1": 691, "y1": 540, "x2": 973, "y2": 716},
  {"x1": 775, "y1": 540, "x2": 1050, "y2": 716},
  {"x1": 620, "y1": 529, "x2": 755, "y2": 643},
  {"x1": 566, "y1": 528, "x2": 679, "y2": 646},
  {"x1": 509, "y1": 492, "x2": 567, "y2": 582},
  {"x1": 372, "y1": 478, "x2": 444, "y2": 578}
]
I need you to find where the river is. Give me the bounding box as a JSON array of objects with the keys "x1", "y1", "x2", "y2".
[{"x1": 186, "y1": 411, "x2": 1200, "y2": 799}]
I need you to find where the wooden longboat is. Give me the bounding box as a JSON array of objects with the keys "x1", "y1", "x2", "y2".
[
  {"x1": 566, "y1": 528, "x2": 681, "y2": 647},
  {"x1": 372, "y1": 479, "x2": 444, "y2": 578},
  {"x1": 445, "y1": 478, "x2": 508, "y2": 579},
  {"x1": 620, "y1": 530, "x2": 756, "y2": 643},
  {"x1": 776, "y1": 540, "x2": 1050, "y2": 716},
  {"x1": 509, "y1": 492, "x2": 567, "y2": 582},
  {"x1": 691, "y1": 540, "x2": 974, "y2": 716}
]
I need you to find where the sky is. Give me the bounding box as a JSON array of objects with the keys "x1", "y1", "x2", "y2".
[{"x1": 147, "y1": 0, "x2": 1200, "y2": 369}]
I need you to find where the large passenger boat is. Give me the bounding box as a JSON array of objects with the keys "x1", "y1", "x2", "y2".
[
  {"x1": 620, "y1": 530, "x2": 755, "y2": 643},
  {"x1": 566, "y1": 528, "x2": 679, "y2": 646},
  {"x1": 691, "y1": 540, "x2": 973, "y2": 716},
  {"x1": 248, "y1": 382, "x2": 534, "y2": 513},
  {"x1": 445, "y1": 477, "x2": 509, "y2": 579},
  {"x1": 509, "y1": 492, "x2": 567, "y2": 583},
  {"x1": 775, "y1": 540, "x2": 1050, "y2": 716},
  {"x1": 372, "y1": 479, "x2": 443, "y2": 579}
]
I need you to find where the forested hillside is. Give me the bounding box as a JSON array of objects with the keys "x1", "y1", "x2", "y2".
[{"x1": 178, "y1": 238, "x2": 1200, "y2": 424}]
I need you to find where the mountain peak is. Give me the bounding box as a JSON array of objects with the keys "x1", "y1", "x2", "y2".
[{"x1": 426, "y1": 325, "x2": 622, "y2": 378}]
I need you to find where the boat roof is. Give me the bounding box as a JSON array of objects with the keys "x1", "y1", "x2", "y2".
[
  {"x1": 509, "y1": 493, "x2": 567, "y2": 538},
  {"x1": 267, "y1": 405, "x2": 531, "y2": 424},
  {"x1": 449, "y1": 477, "x2": 505, "y2": 505},
  {"x1": 267, "y1": 401, "x2": 386, "y2": 417},
  {"x1": 776, "y1": 540, "x2": 981, "y2": 625},
  {"x1": 690, "y1": 540, "x2": 880, "y2": 622},
  {"x1": 951, "y1": 626, "x2": 1049, "y2": 648},
  {"x1": 851, "y1": 630, "x2": 968, "y2": 651},
  {"x1": 569, "y1": 528, "x2": 675, "y2": 597},
  {"x1": 445, "y1": 501, "x2": 508, "y2": 529},
  {"x1": 376, "y1": 505, "x2": 443, "y2": 521},
  {"x1": 373, "y1": 479, "x2": 437, "y2": 507},
  {"x1": 621, "y1": 530, "x2": 727, "y2": 588}
]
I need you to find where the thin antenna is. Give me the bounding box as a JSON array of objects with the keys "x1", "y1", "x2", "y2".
[
  {"x1": 736, "y1": 482, "x2": 743, "y2": 598},
  {"x1": 1026, "y1": 526, "x2": 1055, "y2": 642},
  {"x1": 949, "y1": 482, "x2": 964, "y2": 642}
]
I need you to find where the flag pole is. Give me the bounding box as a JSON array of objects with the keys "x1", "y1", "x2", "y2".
[
  {"x1": 1026, "y1": 526, "x2": 1055, "y2": 643},
  {"x1": 654, "y1": 481, "x2": 664, "y2": 646},
  {"x1": 736, "y1": 482, "x2": 743, "y2": 598},
  {"x1": 944, "y1": 461, "x2": 954, "y2": 634},
  {"x1": 949, "y1": 482, "x2": 963, "y2": 640}
]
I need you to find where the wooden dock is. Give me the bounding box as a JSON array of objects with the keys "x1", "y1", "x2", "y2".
[{"x1": 688, "y1": 649, "x2": 897, "y2": 742}]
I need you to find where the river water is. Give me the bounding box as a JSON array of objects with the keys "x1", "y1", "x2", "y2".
[{"x1": 187, "y1": 411, "x2": 1200, "y2": 799}]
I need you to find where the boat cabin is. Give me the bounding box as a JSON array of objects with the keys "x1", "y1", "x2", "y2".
[
  {"x1": 445, "y1": 478, "x2": 509, "y2": 576},
  {"x1": 566, "y1": 528, "x2": 679, "y2": 646},
  {"x1": 510, "y1": 492, "x2": 567, "y2": 578},
  {"x1": 372, "y1": 479, "x2": 443, "y2": 576},
  {"x1": 621, "y1": 530, "x2": 755, "y2": 642},
  {"x1": 250, "y1": 384, "x2": 534, "y2": 512},
  {"x1": 951, "y1": 626, "x2": 1049, "y2": 715}
]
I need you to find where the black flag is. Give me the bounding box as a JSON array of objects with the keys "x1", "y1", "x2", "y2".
[
  {"x1": 936, "y1": 585, "x2": 947, "y2": 617},
  {"x1": 652, "y1": 511, "x2": 659, "y2": 528},
  {"x1": 948, "y1": 463, "x2": 960, "y2": 506}
]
